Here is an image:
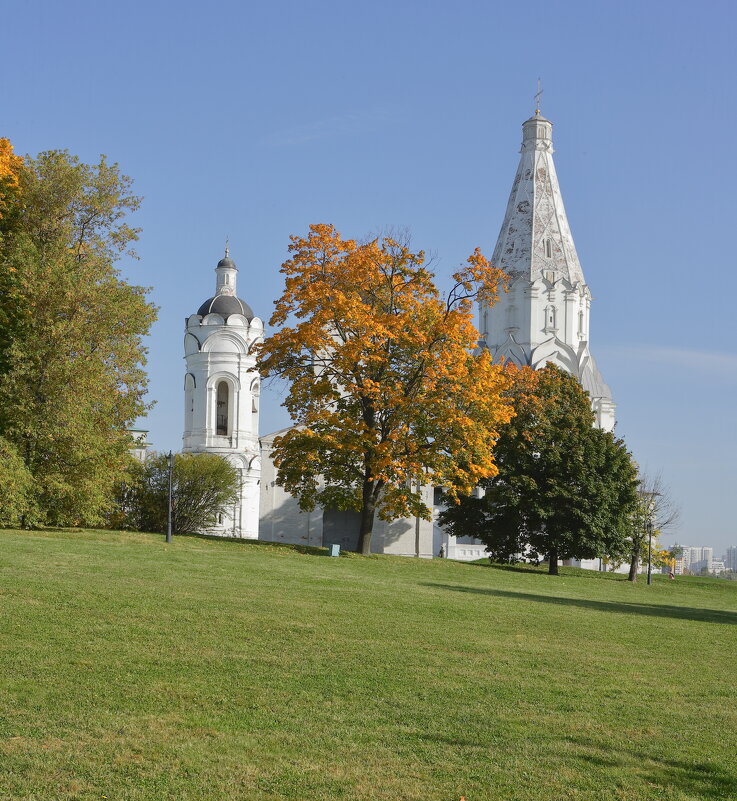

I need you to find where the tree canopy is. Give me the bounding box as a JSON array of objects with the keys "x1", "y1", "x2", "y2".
[
  {"x1": 618, "y1": 472, "x2": 681, "y2": 582},
  {"x1": 0, "y1": 142, "x2": 157, "y2": 526},
  {"x1": 0, "y1": 436, "x2": 34, "y2": 526},
  {"x1": 118, "y1": 453, "x2": 240, "y2": 536},
  {"x1": 257, "y1": 224, "x2": 514, "y2": 554},
  {"x1": 439, "y1": 365, "x2": 639, "y2": 574}
]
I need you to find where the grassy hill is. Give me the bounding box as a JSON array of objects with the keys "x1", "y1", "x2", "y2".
[{"x1": 1, "y1": 528, "x2": 736, "y2": 801}]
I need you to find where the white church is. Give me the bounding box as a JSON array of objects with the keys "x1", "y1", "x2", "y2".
[{"x1": 181, "y1": 108, "x2": 615, "y2": 561}]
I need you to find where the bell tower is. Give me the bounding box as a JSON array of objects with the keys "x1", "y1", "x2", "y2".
[{"x1": 183, "y1": 248, "x2": 263, "y2": 537}]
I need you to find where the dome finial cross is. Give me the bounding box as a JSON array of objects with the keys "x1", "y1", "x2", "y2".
[{"x1": 534, "y1": 78, "x2": 543, "y2": 116}]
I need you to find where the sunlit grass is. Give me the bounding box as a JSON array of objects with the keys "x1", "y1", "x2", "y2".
[{"x1": 1, "y1": 528, "x2": 735, "y2": 800}]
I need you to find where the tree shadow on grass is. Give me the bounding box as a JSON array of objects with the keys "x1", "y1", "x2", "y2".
[
  {"x1": 567, "y1": 736, "x2": 737, "y2": 799},
  {"x1": 467, "y1": 562, "x2": 634, "y2": 581},
  {"x1": 177, "y1": 532, "x2": 333, "y2": 556},
  {"x1": 422, "y1": 584, "x2": 737, "y2": 625}
]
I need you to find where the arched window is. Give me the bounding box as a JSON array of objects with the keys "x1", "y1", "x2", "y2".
[
  {"x1": 578, "y1": 310, "x2": 585, "y2": 337},
  {"x1": 545, "y1": 239, "x2": 552, "y2": 258},
  {"x1": 216, "y1": 381, "x2": 229, "y2": 436}
]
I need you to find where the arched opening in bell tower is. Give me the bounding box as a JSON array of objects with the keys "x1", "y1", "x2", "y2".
[{"x1": 216, "y1": 380, "x2": 230, "y2": 436}]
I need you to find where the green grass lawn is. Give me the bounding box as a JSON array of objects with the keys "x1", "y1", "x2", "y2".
[{"x1": 1, "y1": 529, "x2": 736, "y2": 801}]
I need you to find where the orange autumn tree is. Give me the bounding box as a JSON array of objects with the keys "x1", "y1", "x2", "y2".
[
  {"x1": 0, "y1": 138, "x2": 24, "y2": 221},
  {"x1": 0, "y1": 138, "x2": 23, "y2": 186},
  {"x1": 257, "y1": 224, "x2": 515, "y2": 554}
]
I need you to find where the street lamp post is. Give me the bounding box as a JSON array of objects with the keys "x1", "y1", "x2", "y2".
[
  {"x1": 645, "y1": 491, "x2": 660, "y2": 586},
  {"x1": 166, "y1": 451, "x2": 173, "y2": 544}
]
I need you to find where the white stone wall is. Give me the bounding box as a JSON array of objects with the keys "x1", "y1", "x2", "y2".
[{"x1": 259, "y1": 430, "x2": 435, "y2": 556}]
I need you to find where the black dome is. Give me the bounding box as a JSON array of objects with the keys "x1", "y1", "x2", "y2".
[
  {"x1": 217, "y1": 256, "x2": 237, "y2": 270},
  {"x1": 197, "y1": 294, "x2": 254, "y2": 320}
]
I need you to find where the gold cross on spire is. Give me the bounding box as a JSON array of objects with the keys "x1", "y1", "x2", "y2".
[{"x1": 534, "y1": 78, "x2": 543, "y2": 115}]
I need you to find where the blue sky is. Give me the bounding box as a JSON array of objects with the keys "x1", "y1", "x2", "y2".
[{"x1": 5, "y1": 0, "x2": 737, "y2": 553}]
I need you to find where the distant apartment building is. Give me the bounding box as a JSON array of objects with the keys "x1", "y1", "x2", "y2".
[
  {"x1": 673, "y1": 546, "x2": 714, "y2": 575},
  {"x1": 723, "y1": 546, "x2": 737, "y2": 572},
  {"x1": 673, "y1": 547, "x2": 688, "y2": 575},
  {"x1": 711, "y1": 560, "x2": 726, "y2": 575},
  {"x1": 691, "y1": 547, "x2": 713, "y2": 574}
]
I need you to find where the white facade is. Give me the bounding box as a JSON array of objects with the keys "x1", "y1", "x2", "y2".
[
  {"x1": 182, "y1": 250, "x2": 263, "y2": 538},
  {"x1": 259, "y1": 429, "x2": 436, "y2": 557},
  {"x1": 435, "y1": 488, "x2": 489, "y2": 561},
  {"x1": 128, "y1": 428, "x2": 150, "y2": 463},
  {"x1": 480, "y1": 110, "x2": 616, "y2": 432}
]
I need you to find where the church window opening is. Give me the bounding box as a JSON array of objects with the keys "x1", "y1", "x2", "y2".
[
  {"x1": 216, "y1": 381, "x2": 230, "y2": 436},
  {"x1": 545, "y1": 239, "x2": 552, "y2": 258},
  {"x1": 545, "y1": 306, "x2": 556, "y2": 331},
  {"x1": 578, "y1": 310, "x2": 585, "y2": 337}
]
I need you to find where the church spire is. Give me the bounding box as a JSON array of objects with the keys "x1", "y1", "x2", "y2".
[
  {"x1": 491, "y1": 109, "x2": 585, "y2": 286},
  {"x1": 481, "y1": 107, "x2": 616, "y2": 432}
]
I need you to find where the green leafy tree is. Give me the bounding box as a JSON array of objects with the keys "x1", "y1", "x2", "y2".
[
  {"x1": 0, "y1": 146, "x2": 157, "y2": 526},
  {"x1": 121, "y1": 453, "x2": 240, "y2": 536},
  {"x1": 439, "y1": 365, "x2": 639, "y2": 575},
  {"x1": 0, "y1": 436, "x2": 35, "y2": 527}
]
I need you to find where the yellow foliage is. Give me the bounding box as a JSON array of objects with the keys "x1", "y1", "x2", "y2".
[
  {"x1": 0, "y1": 138, "x2": 23, "y2": 186},
  {"x1": 0, "y1": 137, "x2": 24, "y2": 218}
]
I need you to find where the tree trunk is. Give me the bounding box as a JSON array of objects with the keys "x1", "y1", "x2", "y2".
[
  {"x1": 357, "y1": 474, "x2": 384, "y2": 555},
  {"x1": 628, "y1": 551, "x2": 639, "y2": 583},
  {"x1": 548, "y1": 548, "x2": 559, "y2": 575},
  {"x1": 358, "y1": 488, "x2": 376, "y2": 556}
]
